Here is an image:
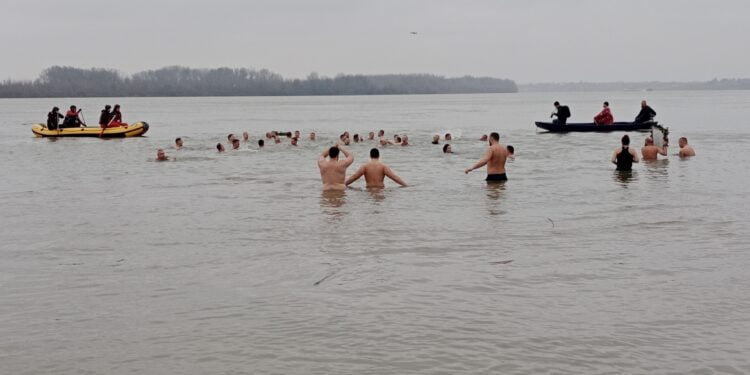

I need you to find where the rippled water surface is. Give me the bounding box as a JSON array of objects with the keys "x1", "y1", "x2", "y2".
[{"x1": 1, "y1": 92, "x2": 749, "y2": 374}]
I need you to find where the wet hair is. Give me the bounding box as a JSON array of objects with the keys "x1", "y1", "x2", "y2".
[
  {"x1": 228, "y1": 134, "x2": 234, "y2": 140},
  {"x1": 216, "y1": 143, "x2": 223, "y2": 151},
  {"x1": 490, "y1": 132, "x2": 500, "y2": 141},
  {"x1": 507, "y1": 145, "x2": 514, "y2": 154},
  {"x1": 679, "y1": 137, "x2": 688, "y2": 143},
  {"x1": 378, "y1": 129, "x2": 385, "y2": 135},
  {"x1": 395, "y1": 136, "x2": 402, "y2": 143},
  {"x1": 443, "y1": 144, "x2": 450, "y2": 153},
  {"x1": 329, "y1": 146, "x2": 340, "y2": 158},
  {"x1": 370, "y1": 148, "x2": 380, "y2": 158},
  {"x1": 622, "y1": 134, "x2": 630, "y2": 145},
  {"x1": 258, "y1": 139, "x2": 264, "y2": 147},
  {"x1": 604, "y1": 101, "x2": 609, "y2": 106},
  {"x1": 553, "y1": 101, "x2": 560, "y2": 106},
  {"x1": 286, "y1": 132, "x2": 292, "y2": 138},
  {"x1": 175, "y1": 137, "x2": 181, "y2": 143},
  {"x1": 232, "y1": 139, "x2": 240, "y2": 145}
]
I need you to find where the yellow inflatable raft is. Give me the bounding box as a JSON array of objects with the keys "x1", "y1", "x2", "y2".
[{"x1": 32, "y1": 122, "x2": 149, "y2": 138}]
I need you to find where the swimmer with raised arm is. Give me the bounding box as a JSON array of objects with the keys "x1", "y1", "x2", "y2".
[
  {"x1": 465, "y1": 132, "x2": 509, "y2": 182},
  {"x1": 318, "y1": 145, "x2": 354, "y2": 191},
  {"x1": 346, "y1": 148, "x2": 407, "y2": 188}
]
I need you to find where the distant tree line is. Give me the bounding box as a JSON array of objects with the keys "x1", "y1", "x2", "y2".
[
  {"x1": 519, "y1": 79, "x2": 750, "y2": 92},
  {"x1": 0, "y1": 66, "x2": 518, "y2": 98}
]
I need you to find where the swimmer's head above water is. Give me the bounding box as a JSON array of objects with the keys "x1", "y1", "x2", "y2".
[{"x1": 443, "y1": 144, "x2": 452, "y2": 153}]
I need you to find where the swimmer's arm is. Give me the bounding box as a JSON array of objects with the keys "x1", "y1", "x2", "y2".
[
  {"x1": 465, "y1": 149, "x2": 491, "y2": 173},
  {"x1": 611, "y1": 149, "x2": 618, "y2": 165},
  {"x1": 384, "y1": 166, "x2": 407, "y2": 187},
  {"x1": 339, "y1": 147, "x2": 354, "y2": 167},
  {"x1": 345, "y1": 166, "x2": 365, "y2": 186},
  {"x1": 658, "y1": 146, "x2": 668, "y2": 156},
  {"x1": 318, "y1": 148, "x2": 329, "y2": 165},
  {"x1": 632, "y1": 149, "x2": 640, "y2": 163}
]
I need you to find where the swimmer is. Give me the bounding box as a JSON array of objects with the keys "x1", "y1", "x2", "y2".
[
  {"x1": 243, "y1": 132, "x2": 250, "y2": 141},
  {"x1": 175, "y1": 137, "x2": 183, "y2": 149},
  {"x1": 445, "y1": 133, "x2": 453, "y2": 141},
  {"x1": 506, "y1": 145, "x2": 515, "y2": 158},
  {"x1": 309, "y1": 132, "x2": 316, "y2": 141},
  {"x1": 443, "y1": 144, "x2": 452, "y2": 153},
  {"x1": 228, "y1": 134, "x2": 235, "y2": 143},
  {"x1": 216, "y1": 143, "x2": 225, "y2": 152},
  {"x1": 265, "y1": 132, "x2": 273, "y2": 139},
  {"x1": 678, "y1": 137, "x2": 696, "y2": 157},
  {"x1": 641, "y1": 136, "x2": 667, "y2": 161},
  {"x1": 612, "y1": 134, "x2": 639, "y2": 171},
  {"x1": 393, "y1": 135, "x2": 402, "y2": 144},
  {"x1": 294, "y1": 130, "x2": 301, "y2": 139},
  {"x1": 258, "y1": 139, "x2": 264, "y2": 148},
  {"x1": 318, "y1": 145, "x2": 354, "y2": 191},
  {"x1": 432, "y1": 135, "x2": 440, "y2": 145},
  {"x1": 401, "y1": 135, "x2": 409, "y2": 146},
  {"x1": 378, "y1": 129, "x2": 385, "y2": 138},
  {"x1": 274, "y1": 137, "x2": 281, "y2": 144},
  {"x1": 480, "y1": 134, "x2": 488, "y2": 141},
  {"x1": 232, "y1": 139, "x2": 241, "y2": 150},
  {"x1": 368, "y1": 132, "x2": 375, "y2": 140},
  {"x1": 465, "y1": 132, "x2": 509, "y2": 182},
  {"x1": 346, "y1": 148, "x2": 407, "y2": 188},
  {"x1": 291, "y1": 137, "x2": 298, "y2": 146},
  {"x1": 339, "y1": 133, "x2": 351, "y2": 146},
  {"x1": 353, "y1": 134, "x2": 360, "y2": 143},
  {"x1": 156, "y1": 149, "x2": 169, "y2": 161}
]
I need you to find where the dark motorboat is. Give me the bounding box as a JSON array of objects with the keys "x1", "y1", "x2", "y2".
[{"x1": 535, "y1": 121, "x2": 655, "y2": 133}]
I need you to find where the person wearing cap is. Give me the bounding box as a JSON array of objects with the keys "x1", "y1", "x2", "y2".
[
  {"x1": 46, "y1": 107, "x2": 64, "y2": 130},
  {"x1": 99, "y1": 105, "x2": 112, "y2": 128}
]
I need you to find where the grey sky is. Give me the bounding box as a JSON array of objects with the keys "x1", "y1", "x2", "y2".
[{"x1": 3, "y1": 0, "x2": 748, "y2": 83}]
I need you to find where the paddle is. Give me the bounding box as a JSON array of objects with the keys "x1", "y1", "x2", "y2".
[{"x1": 78, "y1": 109, "x2": 87, "y2": 127}]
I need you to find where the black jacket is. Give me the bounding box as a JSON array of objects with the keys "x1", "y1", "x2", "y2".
[
  {"x1": 99, "y1": 109, "x2": 112, "y2": 126},
  {"x1": 47, "y1": 111, "x2": 63, "y2": 129},
  {"x1": 635, "y1": 106, "x2": 656, "y2": 123},
  {"x1": 555, "y1": 105, "x2": 571, "y2": 119}
]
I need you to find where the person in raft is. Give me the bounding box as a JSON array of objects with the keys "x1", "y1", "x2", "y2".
[
  {"x1": 47, "y1": 107, "x2": 64, "y2": 130},
  {"x1": 99, "y1": 105, "x2": 112, "y2": 128},
  {"x1": 107, "y1": 104, "x2": 125, "y2": 127},
  {"x1": 594, "y1": 101, "x2": 614, "y2": 125},
  {"x1": 61, "y1": 105, "x2": 85, "y2": 128}
]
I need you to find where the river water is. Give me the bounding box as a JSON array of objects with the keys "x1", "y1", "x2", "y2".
[{"x1": 1, "y1": 92, "x2": 749, "y2": 374}]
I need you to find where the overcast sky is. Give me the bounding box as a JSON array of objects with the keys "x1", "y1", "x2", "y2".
[{"x1": 3, "y1": 0, "x2": 748, "y2": 83}]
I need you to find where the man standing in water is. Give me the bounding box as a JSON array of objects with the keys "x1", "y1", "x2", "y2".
[
  {"x1": 346, "y1": 148, "x2": 407, "y2": 188},
  {"x1": 318, "y1": 145, "x2": 354, "y2": 191},
  {"x1": 641, "y1": 137, "x2": 667, "y2": 161},
  {"x1": 612, "y1": 134, "x2": 639, "y2": 171},
  {"x1": 465, "y1": 132, "x2": 509, "y2": 182},
  {"x1": 678, "y1": 137, "x2": 696, "y2": 157}
]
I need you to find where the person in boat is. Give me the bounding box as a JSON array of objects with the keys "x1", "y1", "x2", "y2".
[
  {"x1": 216, "y1": 143, "x2": 225, "y2": 152},
  {"x1": 465, "y1": 132, "x2": 509, "y2": 182},
  {"x1": 107, "y1": 104, "x2": 124, "y2": 127},
  {"x1": 46, "y1": 107, "x2": 64, "y2": 130},
  {"x1": 345, "y1": 148, "x2": 407, "y2": 188},
  {"x1": 634, "y1": 100, "x2": 656, "y2": 123},
  {"x1": 432, "y1": 135, "x2": 440, "y2": 145},
  {"x1": 594, "y1": 101, "x2": 614, "y2": 125},
  {"x1": 156, "y1": 149, "x2": 169, "y2": 161},
  {"x1": 551, "y1": 101, "x2": 571, "y2": 125},
  {"x1": 99, "y1": 105, "x2": 112, "y2": 128},
  {"x1": 318, "y1": 145, "x2": 354, "y2": 191},
  {"x1": 61, "y1": 105, "x2": 83, "y2": 128},
  {"x1": 678, "y1": 137, "x2": 696, "y2": 157},
  {"x1": 175, "y1": 137, "x2": 183, "y2": 149},
  {"x1": 641, "y1": 136, "x2": 667, "y2": 161},
  {"x1": 612, "y1": 134, "x2": 640, "y2": 171},
  {"x1": 443, "y1": 144, "x2": 452, "y2": 153},
  {"x1": 258, "y1": 139, "x2": 265, "y2": 148}
]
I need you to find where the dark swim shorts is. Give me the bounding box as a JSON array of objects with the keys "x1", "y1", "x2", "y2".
[{"x1": 486, "y1": 173, "x2": 508, "y2": 182}]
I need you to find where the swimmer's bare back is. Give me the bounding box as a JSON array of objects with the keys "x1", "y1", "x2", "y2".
[
  {"x1": 465, "y1": 143, "x2": 508, "y2": 175},
  {"x1": 346, "y1": 160, "x2": 407, "y2": 188},
  {"x1": 318, "y1": 146, "x2": 354, "y2": 191}
]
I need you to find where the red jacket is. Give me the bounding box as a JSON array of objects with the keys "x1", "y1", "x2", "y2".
[{"x1": 594, "y1": 107, "x2": 614, "y2": 125}]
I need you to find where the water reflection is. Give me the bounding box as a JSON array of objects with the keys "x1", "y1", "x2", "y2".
[
  {"x1": 485, "y1": 183, "x2": 506, "y2": 216},
  {"x1": 613, "y1": 170, "x2": 638, "y2": 187},
  {"x1": 319, "y1": 190, "x2": 347, "y2": 220},
  {"x1": 643, "y1": 159, "x2": 670, "y2": 180}
]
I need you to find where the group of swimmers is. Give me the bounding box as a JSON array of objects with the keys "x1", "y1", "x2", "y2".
[{"x1": 612, "y1": 134, "x2": 696, "y2": 171}]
